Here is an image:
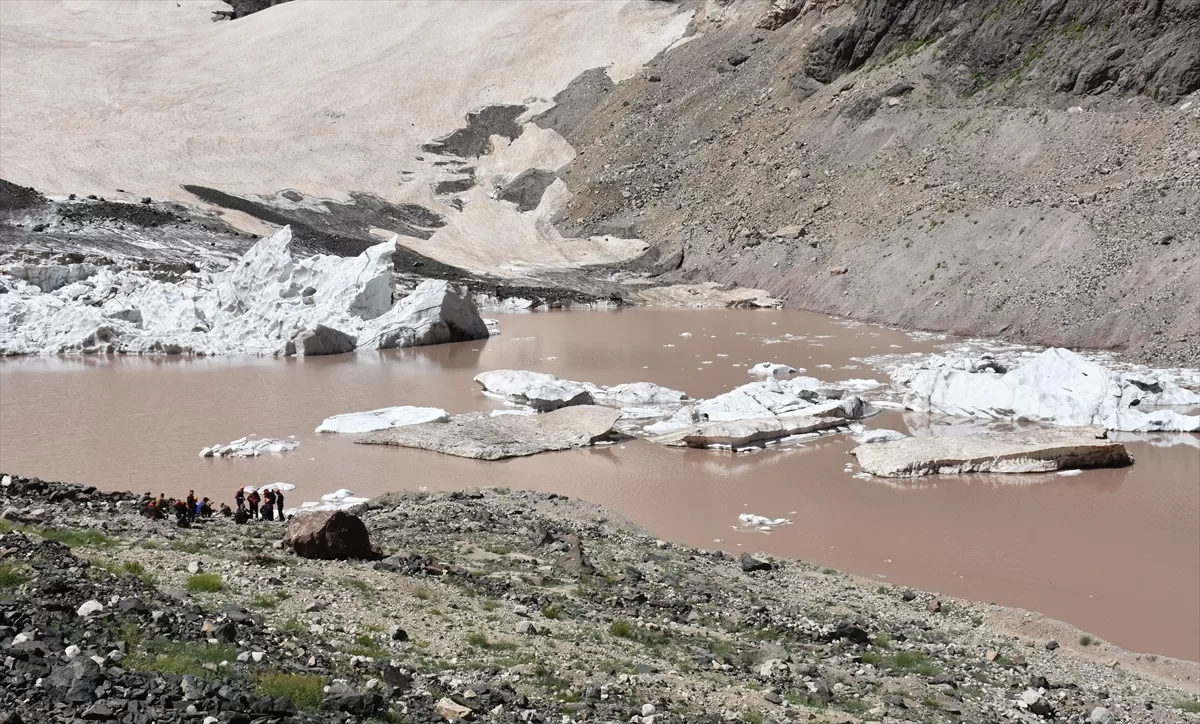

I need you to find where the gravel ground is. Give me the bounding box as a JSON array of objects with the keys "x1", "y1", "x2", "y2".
[{"x1": 3, "y1": 474, "x2": 1198, "y2": 723}]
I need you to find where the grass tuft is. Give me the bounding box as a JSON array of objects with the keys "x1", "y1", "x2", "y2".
[
  {"x1": 257, "y1": 673, "x2": 325, "y2": 712},
  {"x1": 124, "y1": 640, "x2": 237, "y2": 678},
  {"x1": 609, "y1": 619, "x2": 635, "y2": 639},
  {"x1": 0, "y1": 563, "x2": 28, "y2": 589},
  {"x1": 186, "y1": 573, "x2": 224, "y2": 593}
]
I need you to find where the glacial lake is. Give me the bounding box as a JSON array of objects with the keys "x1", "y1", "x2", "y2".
[{"x1": 1, "y1": 307, "x2": 1197, "y2": 660}]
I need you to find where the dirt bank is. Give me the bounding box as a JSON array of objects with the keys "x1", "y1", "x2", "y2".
[{"x1": 543, "y1": 0, "x2": 1200, "y2": 366}]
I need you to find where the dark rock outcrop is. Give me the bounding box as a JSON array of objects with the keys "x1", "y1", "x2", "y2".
[{"x1": 497, "y1": 169, "x2": 558, "y2": 212}]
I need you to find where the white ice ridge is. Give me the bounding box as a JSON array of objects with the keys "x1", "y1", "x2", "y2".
[
  {"x1": 897, "y1": 347, "x2": 1200, "y2": 432},
  {"x1": 199, "y1": 437, "x2": 299, "y2": 458},
  {"x1": 316, "y1": 406, "x2": 450, "y2": 434},
  {"x1": 0, "y1": 226, "x2": 488, "y2": 356}
]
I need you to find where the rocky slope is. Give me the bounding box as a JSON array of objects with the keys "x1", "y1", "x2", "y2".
[
  {"x1": 543, "y1": 0, "x2": 1200, "y2": 366},
  {"x1": 3, "y1": 475, "x2": 1200, "y2": 724}
]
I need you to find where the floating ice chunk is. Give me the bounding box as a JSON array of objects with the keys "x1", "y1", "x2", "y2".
[
  {"x1": 853, "y1": 429, "x2": 908, "y2": 444},
  {"x1": 838, "y1": 378, "x2": 883, "y2": 392},
  {"x1": 680, "y1": 332, "x2": 692, "y2": 337},
  {"x1": 245, "y1": 482, "x2": 296, "y2": 493},
  {"x1": 739, "y1": 513, "x2": 792, "y2": 528},
  {"x1": 316, "y1": 406, "x2": 450, "y2": 434},
  {"x1": 748, "y1": 362, "x2": 801, "y2": 379},
  {"x1": 199, "y1": 437, "x2": 299, "y2": 458}
]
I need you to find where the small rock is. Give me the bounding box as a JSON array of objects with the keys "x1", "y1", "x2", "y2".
[
  {"x1": 389, "y1": 625, "x2": 409, "y2": 641},
  {"x1": 187, "y1": 560, "x2": 202, "y2": 574},
  {"x1": 985, "y1": 650, "x2": 999, "y2": 661},
  {"x1": 740, "y1": 552, "x2": 773, "y2": 572},
  {"x1": 641, "y1": 703, "x2": 657, "y2": 716},
  {"x1": 63, "y1": 644, "x2": 81, "y2": 661},
  {"x1": 76, "y1": 600, "x2": 104, "y2": 617},
  {"x1": 927, "y1": 598, "x2": 942, "y2": 613},
  {"x1": 1045, "y1": 640, "x2": 1060, "y2": 650},
  {"x1": 516, "y1": 621, "x2": 541, "y2": 636},
  {"x1": 436, "y1": 697, "x2": 472, "y2": 721},
  {"x1": 1089, "y1": 707, "x2": 1114, "y2": 724}
]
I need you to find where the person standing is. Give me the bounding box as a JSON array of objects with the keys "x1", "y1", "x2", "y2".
[
  {"x1": 186, "y1": 490, "x2": 198, "y2": 522},
  {"x1": 247, "y1": 489, "x2": 260, "y2": 519},
  {"x1": 275, "y1": 489, "x2": 285, "y2": 521},
  {"x1": 235, "y1": 487, "x2": 246, "y2": 513},
  {"x1": 262, "y1": 489, "x2": 276, "y2": 521}
]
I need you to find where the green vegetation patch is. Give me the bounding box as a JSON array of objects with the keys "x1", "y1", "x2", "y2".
[
  {"x1": 186, "y1": 573, "x2": 224, "y2": 593},
  {"x1": 257, "y1": 673, "x2": 325, "y2": 712},
  {"x1": 860, "y1": 650, "x2": 941, "y2": 676},
  {"x1": 124, "y1": 640, "x2": 238, "y2": 679},
  {"x1": 0, "y1": 562, "x2": 29, "y2": 589}
]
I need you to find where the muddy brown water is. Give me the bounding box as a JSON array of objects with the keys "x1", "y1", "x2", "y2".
[{"x1": 1, "y1": 308, "x2": 1197, "y2": 661}]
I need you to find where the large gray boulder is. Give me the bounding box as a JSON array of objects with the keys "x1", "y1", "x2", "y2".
[{"x1": 284, "y1": 510, "x2": 373, "y2": 560}]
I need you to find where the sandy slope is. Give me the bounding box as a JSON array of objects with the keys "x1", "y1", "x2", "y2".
[{"x1": 1, "y1": 0, "x2": 691, "y2": 273}]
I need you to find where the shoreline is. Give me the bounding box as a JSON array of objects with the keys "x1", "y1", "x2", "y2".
[{"x1": 3, "y1": 472, "x2": 1199, "y2": 724}]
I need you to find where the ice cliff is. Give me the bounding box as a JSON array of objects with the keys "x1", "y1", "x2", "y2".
[{"x1": 0, "y1": 226, "x2": 489, "y2": 356}]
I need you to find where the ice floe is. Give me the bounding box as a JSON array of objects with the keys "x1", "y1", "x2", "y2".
[
  {"x1": 199, "y1": 437, "x2": 298, "y2": 458},
  {"x1": 737, "y1": 513, "x2": 792, "y2": 531},
  {"x1": 895, "y1": 347, "x2": 1199, "y2": 432},
  {"x1": 316, "y1": 406, "x2": 450, "y2": 434}
]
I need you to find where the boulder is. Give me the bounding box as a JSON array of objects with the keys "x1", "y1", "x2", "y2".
[
  {"x1": 44, "y1": 657, "x2": 103, "y2": 703},
  {"x1": 315, "y1": 406, "x2": 450, "y2": 434},
  {"x1": 852, "y1": 427, "x2": 1133, "y2": 478},
  {"x1": 358, "y1": 405, "x2": 621, "y2": 460},
  {"x1": 740, "y1": 553, "x2": 773, "y2": 572},
  {"x1": 284, "y1": 510, "x2": 374, "y2": 560},
  {"x1": 436, "y1": 698, "x2": 473, "y2": 722}
]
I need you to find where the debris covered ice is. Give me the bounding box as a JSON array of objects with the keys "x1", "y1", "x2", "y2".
[{"x1": 0, "y1": 226, "x2": 489, "y2": 356}]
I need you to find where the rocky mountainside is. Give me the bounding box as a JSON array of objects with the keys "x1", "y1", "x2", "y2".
[
  {"x1": 3, "y1": 475, "x2": 1199, "y2": 723},
  {"x1": 543, "y1": 0, "x2": 1200, "y2": 366}
]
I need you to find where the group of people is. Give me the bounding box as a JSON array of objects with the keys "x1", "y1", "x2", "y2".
[
  {"x1": 138, "y1": 486, "x2": 285, "y2": 525},
  {"x1": 234, "y1": 486, "x2": 286, "y2": 522},
  {"x1": 139, "y1": 490, "x2": 230, "y2": 523}
]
